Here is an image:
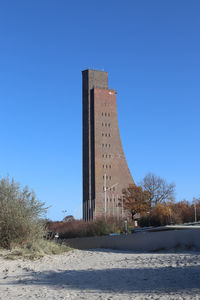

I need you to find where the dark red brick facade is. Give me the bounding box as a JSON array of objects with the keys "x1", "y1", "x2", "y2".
[{"x1": 82, "y1": 70, "x2": 134, "y2": 221}]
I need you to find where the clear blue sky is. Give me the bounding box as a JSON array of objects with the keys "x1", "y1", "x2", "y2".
[{"x1": 0, "y1": 0, "x2": 199, "y2": 220}]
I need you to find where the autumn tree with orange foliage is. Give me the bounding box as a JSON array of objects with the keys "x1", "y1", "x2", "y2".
[
  {"x1": 122, "y1": 184, "x2": 150, "y2": 217},
  {"x1": 169, "y1": 198, "x2": 200, "y2": 224},
  {"x1": 138, "y1": 198, "x2": 200, "y2": 227},
  {"x1": 138, "y1": 202, "x2": 173, "y2": 227},
  {"x1": 149, "y1": 203, "x2": 172, "y2": 226},
  {"x1": 171, "y1": 200, "x2": 193, "y2": 223}
]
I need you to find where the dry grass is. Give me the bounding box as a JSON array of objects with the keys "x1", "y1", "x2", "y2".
[{"x1": 0, "y1": 239, "x2": 71, "y2": 260}]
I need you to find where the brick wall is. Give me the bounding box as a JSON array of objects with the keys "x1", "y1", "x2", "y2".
[
  {"x1": 94, "y1": 88, "x2": 134, "y2": 219},
  {"x1": 82, "y1": 70, "x2": 134, "y2": 220}
]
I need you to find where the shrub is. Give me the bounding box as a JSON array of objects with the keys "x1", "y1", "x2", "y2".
[
  {"x1": 0, "y1": 176, "x2": 47, "y2": 249},
  {"x1": 138, "y1": 203, "x2": 172, "y2": 227},
  {"x1": 46, "y1": 216, "x2": 123, "y2": 239},
  {"x1": 138, "y1": 201, "x2": 196, "y2": 227}
]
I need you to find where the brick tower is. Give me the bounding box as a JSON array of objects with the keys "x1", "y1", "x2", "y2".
[{"x1": 82, "y1": 69, "x2": 134, "y2": 221}]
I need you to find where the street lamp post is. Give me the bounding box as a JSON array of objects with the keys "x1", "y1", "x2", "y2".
[
  {"x1": 104, "y1": 173, "x2": 118, "y2": 218},
  {"x1": 104, "y1": 173, "x2": 107, "y2": 216},
  {"x1": 194, "y1": 200, "x2": 197, "y2": 223}
]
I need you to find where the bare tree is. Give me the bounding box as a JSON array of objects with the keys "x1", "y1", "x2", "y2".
[{"x1": 140, "y1": 173, "x2": 175, "y2": 207}]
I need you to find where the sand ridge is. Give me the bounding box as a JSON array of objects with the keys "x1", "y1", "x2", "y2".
[{"x1": 0, "y1": 249, "x2": 200, "y2": 299}]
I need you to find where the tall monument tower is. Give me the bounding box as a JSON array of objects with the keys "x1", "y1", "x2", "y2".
[{"x1": 82, "y1": 69, "x2": 134, "y2": 221}]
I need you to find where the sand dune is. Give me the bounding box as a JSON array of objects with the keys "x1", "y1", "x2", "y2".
[{"x1": 0, "y1": 249, "x2": 200, "y2": 299}]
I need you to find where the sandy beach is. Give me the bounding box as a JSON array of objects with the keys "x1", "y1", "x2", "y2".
[{"x1": 0, "y1": 249, "x2": 200, "y2": 300}]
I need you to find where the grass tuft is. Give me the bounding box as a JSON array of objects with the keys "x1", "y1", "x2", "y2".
[{"x1": 1, "y1": 239, "x2": 71, "y2": 260}]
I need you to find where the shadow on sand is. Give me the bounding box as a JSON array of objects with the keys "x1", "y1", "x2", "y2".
[
  {"x1": 78, "y1": 247, "x2": 200, "y2": 254},
  {"x1": 5, "y1": 264, "x2": 200, "y2": 293}
]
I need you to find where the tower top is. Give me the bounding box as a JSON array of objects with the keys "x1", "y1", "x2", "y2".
[
  {"x1": 82, "y1": 69, "x2": 108, "y2": 74},
  {"x1": 82, "y1": 69, "x2": 108, "y2": 90}
]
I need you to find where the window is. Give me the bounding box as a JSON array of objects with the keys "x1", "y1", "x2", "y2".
[
  {"x1": 108, "y1": 123, "x2": 110, "y2": 127},
  {"x1": 102, "y1": 133, "x2": 104, "y2": 136},
  {"x1": 109, "y1": 133, "x2": 111, "y2": 137},
  {"x1": 108, "y1": 113, "x2": 110, "y2": 116},
  {"x1": 103, "y1": 165, "x2": 104, "y2": 168},
  {"x1": 102, "y1": 144, "x2": 104, "y2": 147},
  {"x1": 109, "y1": 144, "x2": 111, "y2": 147},
  {"x1": 109, "y1": 165, "x2": 111, "y2": 168},
  {"x1": 105, "y1": 123, "x2": 107, "y2": 127},
  {"x1": 109, "y1": 154, "x2": 111, "y2": 158},
  {"x1": 105, "y1": 113, "x2": 107, "y2": 116},
  {"x1": 106, "y1": 165, "x2": 108, "y2": 168},
  {"x1": 105, "y1": 144, "x2": 107, "y2": 147},
  {"x1": 102, "y1": 154, "x2": 104, "y2": 158},
  {"x1": 110, "y1": 176, "x2": 111, "y2": 180},
  {"x1": 105, "y1": 133, "x2": 107, "y2": 137},
  {"x1": 102, "y1": 112, "x2": 103, "y2": 116},
  {"x1": 106, "y1": 154, "x2": 107, "y2": 158},
  {"x1": 102, "y1": 122, "x2": 104, "y2": 126}
]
